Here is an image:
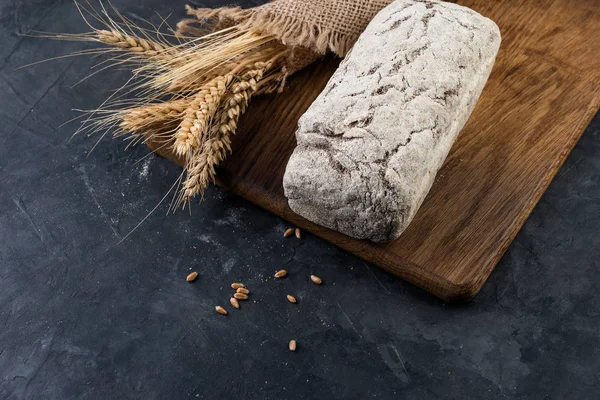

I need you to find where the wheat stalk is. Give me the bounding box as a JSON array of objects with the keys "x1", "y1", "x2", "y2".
[
  {"x1": 165, "y1": 44, "x2": 287, "y2": 94},
  {"x1": 179, "y1": 61, "x2": 271, "y2": 205},
  {"x1": 145, "y1": 29, "x2": 277, "y2": 93}
]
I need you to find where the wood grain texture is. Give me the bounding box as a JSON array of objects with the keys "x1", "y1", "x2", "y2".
[{"x1": 147, "y1": 0, "x2": 600, "y2": 302}]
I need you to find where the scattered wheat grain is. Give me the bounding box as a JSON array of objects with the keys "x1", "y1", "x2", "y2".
[
  {"x1": 233, "y1": 292, "x2": 248, "y2": 300},
  {"x1": 186, "y1": 272, "x2": 198, "y2": 282},
  {"x1": 284, "y1": 228, "x2": 294, "y2": 238},
  {"x1": 215, "y1": 306, "x2": 228, "y2": 315},
  {"x1": 274, "y1": 269, "x2": 287, "y2": 278},
  {"x1": 230, "y1": 297, "x2": 240, "y2": 309}
]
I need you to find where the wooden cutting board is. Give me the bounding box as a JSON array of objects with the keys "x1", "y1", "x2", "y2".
[{"x1": 148, "y1": 0, "x2": 600, "y2": 302}]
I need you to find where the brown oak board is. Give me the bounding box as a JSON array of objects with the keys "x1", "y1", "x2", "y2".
[{"x1": 147, "y1": 0, "x2": 600, "y2": 302}]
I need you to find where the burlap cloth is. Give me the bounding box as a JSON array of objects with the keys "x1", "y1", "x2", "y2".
[{"x1": 179, "y1": 0, "x2": 395, "y2": 72}]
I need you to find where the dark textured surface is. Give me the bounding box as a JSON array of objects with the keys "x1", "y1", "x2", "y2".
[{"x1": 0, "y1": 1, "x2": 598, "y2": 399}]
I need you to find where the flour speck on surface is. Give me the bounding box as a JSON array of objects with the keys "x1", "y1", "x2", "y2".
[{"x1": 139, "y1": 158, "x2": 151, "y2": 179}]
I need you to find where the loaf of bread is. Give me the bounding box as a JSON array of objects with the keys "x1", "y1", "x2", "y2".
[{"x1": 283, "y1": 0, "x2": 500, "y2": 242}]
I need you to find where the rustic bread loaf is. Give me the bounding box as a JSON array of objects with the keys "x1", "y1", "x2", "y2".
[{"x1": 283, "y1": 0, "x2": 501, "y2": 242}]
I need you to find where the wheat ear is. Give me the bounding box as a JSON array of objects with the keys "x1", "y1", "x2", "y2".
[
  {"x1": 96, "y1": 29, "x2": 170, "y2": 58},
  {"x1": 172, "y1": 75, "x2": 233, "y2": 158},
  {"x1": 119, "y1": 98, "x2": 190, "y2": 133},
  {"x1": 180, "y1": 62, "x2": 270, "y2": 205}
]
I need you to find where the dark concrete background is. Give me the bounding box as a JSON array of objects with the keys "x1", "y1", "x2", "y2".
[{"x1": 0, "y1": 0, "x2": 598, "y2": 399}]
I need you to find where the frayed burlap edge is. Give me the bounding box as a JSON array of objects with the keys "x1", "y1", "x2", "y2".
[{"x1": 178, "y1": 5, "x2": 356, "y2": 58}]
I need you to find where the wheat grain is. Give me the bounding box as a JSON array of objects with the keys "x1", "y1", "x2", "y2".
[
  {"x1": 283, "y1": 228, "x2": 295, "y2": 238},
  {"x1": 230, "y1": 297, "x2": 240, "y2": 309},
  {"x1": 233, "y1": 292, "x2": 248, "y2": 300},
  {"x1": 186, "y1": 271, "x2": 198, "y2": 282},
  {"x1": 288, "y1": 340, "x2": 297, "y2": 352},
  {"x1": 274, "y1": 269, "x2": 287, "y2": 278},
  {"x1": 215, "y1": 306, "x2": 228, "y2": 315}
]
